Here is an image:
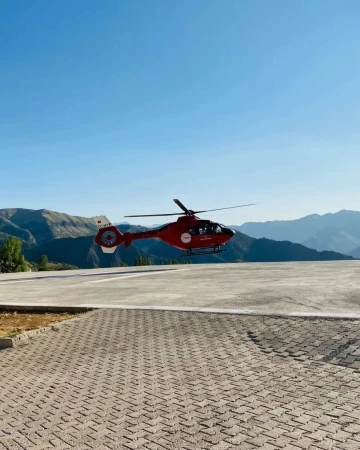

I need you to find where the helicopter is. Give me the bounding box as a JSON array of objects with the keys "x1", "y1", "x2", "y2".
[{"x1": 93, "y1": 199, "x2": 255, "y2": 257}]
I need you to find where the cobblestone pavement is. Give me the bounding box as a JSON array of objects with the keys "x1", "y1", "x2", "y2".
[{"x1": 1, "y1": 310, "x2": 360, "y2": 449}]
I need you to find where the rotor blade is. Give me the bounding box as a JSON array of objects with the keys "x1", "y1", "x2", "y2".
[
  {"x1": 124, "y1": 202, "x2": 256, "y2": 218},
  {"x1": 124, "y1": 213, "x2": 183, "y2": 218},
  {"x1": 173, "y1": 198, "x2": 191, "y2": 215},
  {"x1": 193, "y1": 203, "x2": 257, "y2": 214}
]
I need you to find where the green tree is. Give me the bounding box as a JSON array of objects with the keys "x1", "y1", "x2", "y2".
[
  {"x1": 0, "y1": 237, "x2": 28, "y2": 273},
  {"x1": 38, "y1": 254, "x2": 49, "y2": 271}
]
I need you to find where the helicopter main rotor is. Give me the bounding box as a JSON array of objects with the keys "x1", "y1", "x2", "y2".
[{"x1": 124, "y1": 199, "x2": 256, "y2": 218}]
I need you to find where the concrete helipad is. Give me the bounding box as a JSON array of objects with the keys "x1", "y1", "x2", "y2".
[{"x1": 0, "y1": 261, "x2": 359, "y2": 317}]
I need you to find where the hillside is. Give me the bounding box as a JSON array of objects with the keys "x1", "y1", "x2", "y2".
[
  {"x1": 0, "y1": 208, "x2": 97, "y2": 245},
  {"x1": 24, "y1": 236, "x2": 149, "y2": 269},
  {"x1": 234, "y1": 210, "x2": 360, "y2": 255},
  {"x1": 302, "y1": 225, "x2": 360, "y2": 255},
  {"x1": 348, "y1": 246, "x2": 360, "y2": 259},
  {"x1": 0, "y1": 216, "x2": 36, "y2": 244},
  {"x1": 244, "y1": 238, "x2": 352, "y2": 262}
]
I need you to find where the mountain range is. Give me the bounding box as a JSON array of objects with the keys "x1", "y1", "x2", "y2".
[
  {"x1": 233, "y1": 209, "x2": 360, "y2": 256},
  {"x1": 0, "y1": 208, "x2": 355, "y2": 269}
]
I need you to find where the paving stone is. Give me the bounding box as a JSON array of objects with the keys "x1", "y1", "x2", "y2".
[{"x1": 1, "y1": 310, "x2": 360, "y2": 449}]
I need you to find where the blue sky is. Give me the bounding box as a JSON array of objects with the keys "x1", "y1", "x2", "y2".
[{"x1": 1, "y1": 0, "x2": 360, "y2": 225}]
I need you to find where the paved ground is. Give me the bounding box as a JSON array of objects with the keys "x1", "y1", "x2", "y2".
[
  {"x1": 1, "y1": 261, "x2": 360, "y2": 449},
  {"x1": 1, "y1": 309, "x2": 360, "y2": 449},
  {"x1": 0, "y1": 261, "x2": 360, "y2": 317}
]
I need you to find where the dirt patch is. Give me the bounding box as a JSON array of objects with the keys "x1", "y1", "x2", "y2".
[{"x1": 0, "y1": 311, "x2": 82, "y2": 337}]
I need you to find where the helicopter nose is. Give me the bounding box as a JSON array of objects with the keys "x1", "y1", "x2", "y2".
[{"x1": 224, "y1": 227, "x2": 235, "y2": 237}]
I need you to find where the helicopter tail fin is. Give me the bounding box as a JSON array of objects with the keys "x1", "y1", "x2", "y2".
[{"x1": 93, "y1": 216, "x2": 127, "y2": 253}]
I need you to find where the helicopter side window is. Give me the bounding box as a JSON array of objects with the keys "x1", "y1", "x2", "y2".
[
  {"x1": 188, "y1": 226, "x2": 199, "y2": 235},
  {"x1": 189, "y1": 224, "x2": 222, "y2": 235},
  {"x1": 206, "y1": 224, "x2": 221, "y2": 234},
  {"x1": 207, "y1": 224, "x2": 215, "y2": 234},
  {"x1": 199, "y1": 226, "x2": 206, "y2": 234},
  {"x1": 189, "y1": 225, "x2": 207, "y2": 235}
]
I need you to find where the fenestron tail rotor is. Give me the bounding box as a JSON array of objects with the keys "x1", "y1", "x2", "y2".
[{"x1": 124, "y1": 199, "x2": 256, "y2": 218}]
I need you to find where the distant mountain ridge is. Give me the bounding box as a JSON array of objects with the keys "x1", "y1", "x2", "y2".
[
  {"x1": 0, "y1": 208, "x2": 97, "y2": 245},
  {"x1": 349, "y1": 246, "x2": 360, "y2": 259},
  {"x1": 0, "y1": 207, "x2": 354, "y2": 268},
  {"x1": 233, "y1": 209, "x2": 360, "y2": 255}
]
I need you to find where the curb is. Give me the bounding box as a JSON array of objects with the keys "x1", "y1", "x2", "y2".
[
  {"x1": 1, "y1": 304, "x2": 360, "y2": 321},
  {"x1": 0, "y1": 305, "x2": 95, "y2": 313},
  {"x1": 0, "y1": 308, "x2": 95, "y2": 349},
  {"x1": 69, "y1": 304, "x2": 360, "y2": 321},
  {"x1": 0, "y1": 325, "x2": 52, "y2": 348}
]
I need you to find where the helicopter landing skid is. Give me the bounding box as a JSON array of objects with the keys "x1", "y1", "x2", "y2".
[{"x1": 180, "y1": 245, "x2": 227, "y2": 257}]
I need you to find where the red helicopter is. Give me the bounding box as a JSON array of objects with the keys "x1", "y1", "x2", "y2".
[{"x1": 94, "y1": 199, "x2": 255, "y2": 256}]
